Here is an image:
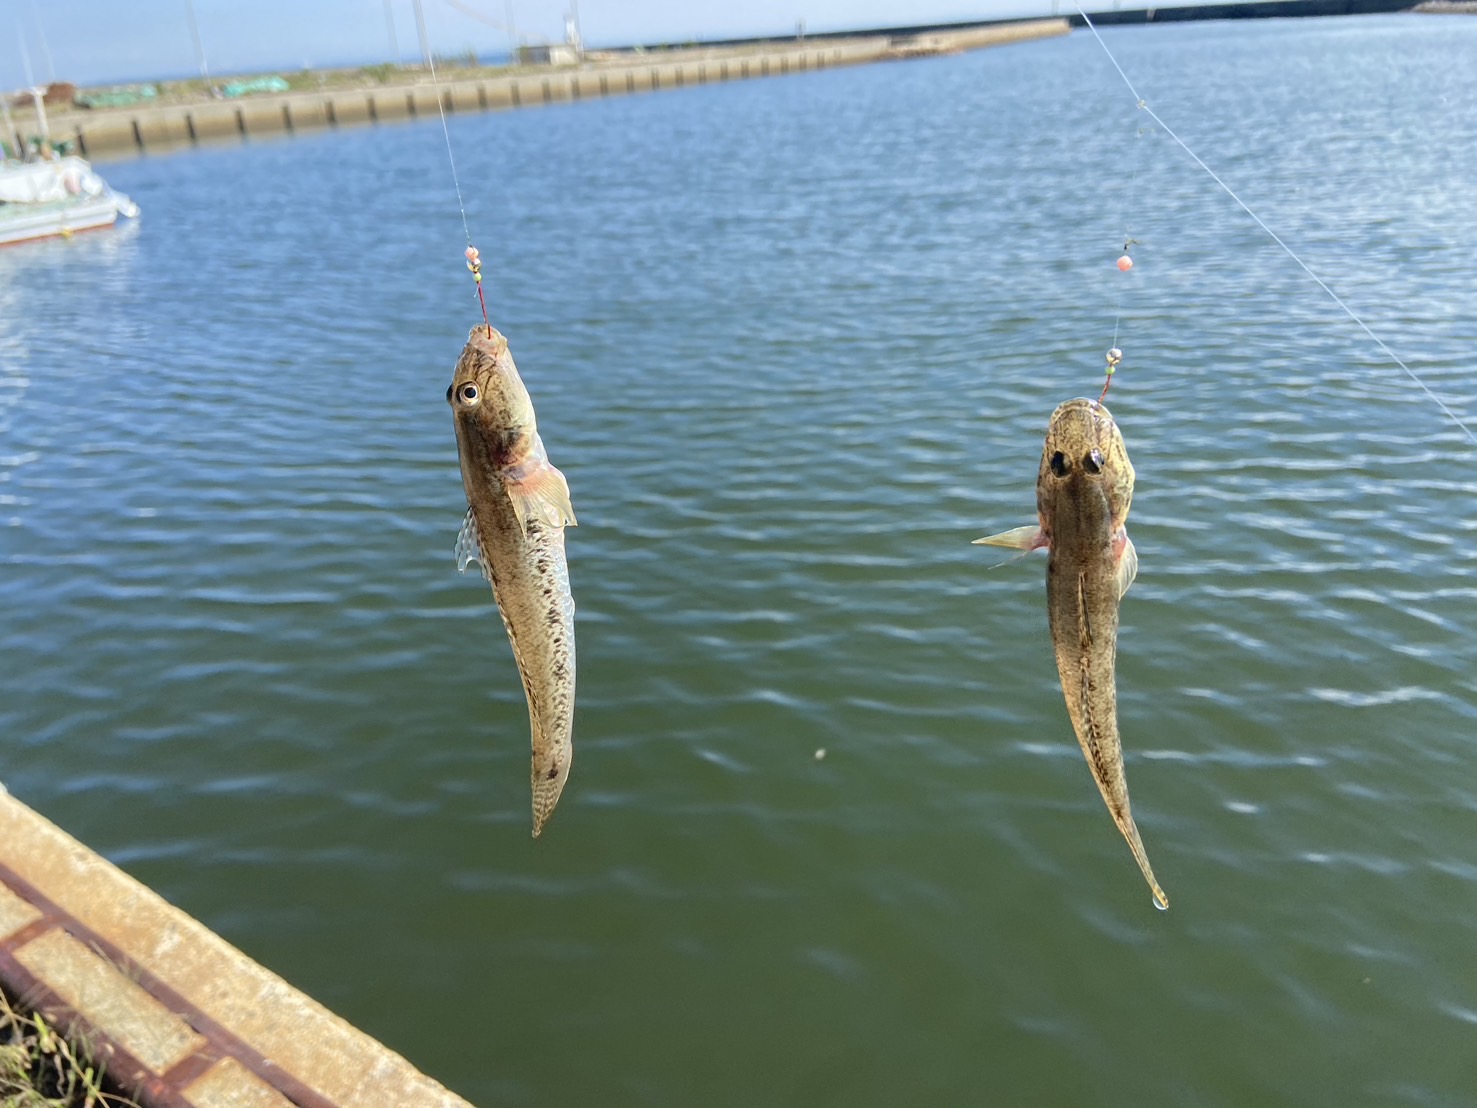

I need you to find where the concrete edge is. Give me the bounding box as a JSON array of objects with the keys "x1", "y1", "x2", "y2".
[{"x1": 0, "y1": 788, "x2": 474, "y2": 1108}]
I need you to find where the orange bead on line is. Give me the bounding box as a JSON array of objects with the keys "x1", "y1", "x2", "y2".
[{"x1": 1116, "y1": 255, "x2": 1133, "y2": 272}]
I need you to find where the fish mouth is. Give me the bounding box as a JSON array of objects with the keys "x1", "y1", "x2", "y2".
[
  {"x1": 465, "y1": 324, "x2": 508, "y2": 354},
  {"x1": 1050, "y1": 396, "x2": 1115, "y2": 431}
]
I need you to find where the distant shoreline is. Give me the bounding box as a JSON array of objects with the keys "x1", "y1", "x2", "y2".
[
  {"x1": 13, "y1": 22, "x2": 1070, "y2": 161},
  {"x1": 1065, "y1": 0, "x2": 1415, "y2": 23},
  {"x1": 6, "y1": 0, "x2": 1444, "y2": 163}
]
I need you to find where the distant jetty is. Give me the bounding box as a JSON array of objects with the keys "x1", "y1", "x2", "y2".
[
  {"x1": 1066, "y1": 0, "x2": 1416, "y2": 23},
  {"x1": 22, "y1": 22, "x2": 1068, "y2": 160},
  {"x1": 11, "y1": 0, "x2": 1440, "y2": 161}
]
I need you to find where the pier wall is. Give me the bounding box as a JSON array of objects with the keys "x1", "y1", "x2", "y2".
[
  {"x1": 0, "y1": 787, "x2": 472, "y2": 1108},
  {"x1": 1066, "y1": 0, "x2": 1413, "y2": 22},
  {"x1": 35, "y1": 23, "x2": 1069, "y2": 159}
]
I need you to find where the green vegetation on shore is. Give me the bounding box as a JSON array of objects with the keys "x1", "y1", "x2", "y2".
[{"x1": 0, "y1": 988, "x2": 141, "y2": 1108}]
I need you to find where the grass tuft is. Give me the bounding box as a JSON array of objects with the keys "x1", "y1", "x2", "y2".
[{"x1": 0, "y1": 988, "x2": 141, "y2": 1108}]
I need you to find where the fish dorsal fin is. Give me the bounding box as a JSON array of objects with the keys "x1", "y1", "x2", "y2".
[
  {"x1": 1117, "y1": 533, "x2": 1139, "y2": 600},
  {"x1": 971, "y1": 524, "x2": 1045, "y2": 551},
  {"x1": 456, "y1": 507, "x2": 490, "y2": 581},
  {"x1": 506, "y1": 463, "x2": 577, "y2": 535}
]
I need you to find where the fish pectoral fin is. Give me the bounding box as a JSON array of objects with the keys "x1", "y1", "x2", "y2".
[
  {"x1": 455, "y1": 507, "x2": 490, "y2": 581},
  {"x1": 972, "y1": 524, "x2": 1045, "y2": 550},
  {"x1": 1116, "y1": 532, "x2": 1139, "y2": 600},
  {"x1": 506, "y1": 463, "x2": 577, "y2": 535}
]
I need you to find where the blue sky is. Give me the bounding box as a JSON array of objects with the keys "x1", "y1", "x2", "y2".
[{"x1": 7, "y1": 0, "x2": 1074, "y2": 87}]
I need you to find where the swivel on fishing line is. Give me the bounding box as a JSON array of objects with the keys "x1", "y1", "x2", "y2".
[
  {"x1": 1100, "y1": 343, "x2": 1124, "y2": 405},
  {"x1": 465, "y1": 244, "x2": 491, "y2": 335}
]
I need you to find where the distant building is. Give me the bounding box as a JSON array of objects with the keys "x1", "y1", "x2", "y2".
[{"x1": 517, "y1": 43, "x2": 581, "y2": 66}]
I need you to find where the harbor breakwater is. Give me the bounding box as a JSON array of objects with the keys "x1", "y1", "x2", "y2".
[
  {"x1": 39, "y1": 22, "x2": 1069, "y2": 159},
  {"x1": 1067, "y1": 0, "x2": 1414, "y2": 24}
]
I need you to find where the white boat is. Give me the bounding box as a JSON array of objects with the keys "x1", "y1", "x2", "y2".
[{"x1": 0, "y1": 155, "x2": 140, "y2": 246}]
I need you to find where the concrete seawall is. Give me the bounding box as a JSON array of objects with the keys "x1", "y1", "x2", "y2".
[
  {"x1": 0, "y1": 786, "x2": 473, "y2": 1108},
  {"x1": 38, "y1": 22, "x2": 1069, "y2": 159},
  {"x1": 1066, "y1": 0, "x2": 1413, "y2": 22}
]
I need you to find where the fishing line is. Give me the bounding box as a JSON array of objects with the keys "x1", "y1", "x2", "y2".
[
  {"x1": 1073, "y1": 6, "x2": 1477, "y2": 445},
  {"x1": 1100, "y1": 121, "x2": 1146, "y2": 402},
  {"x1": 1097, "y1": 246, "x2": 1131, "y2": 403},
  {"x1": 427, "y1": 49, "x2": 491, "y2": 328}
]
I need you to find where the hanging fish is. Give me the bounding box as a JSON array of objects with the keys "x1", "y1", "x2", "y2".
[
  {"x1": 976, "y1": 397, "x2": 1168, "y2": 910},
  {"x1": 449, "y1": 324, "x2": 577, "y2": 837}
]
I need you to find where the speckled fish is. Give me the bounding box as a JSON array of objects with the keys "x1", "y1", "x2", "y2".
[
  {"x1": 975, "y1": 398, "x2": 1168, "y2": 910},
  {"x1": 449, "y1": 324, "x2": 577, "y2": 837}
]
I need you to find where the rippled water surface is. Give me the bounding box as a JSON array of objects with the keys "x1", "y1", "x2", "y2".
[{"x1": 5, "y1": 15, "x2": 1477, "y2": 1106}]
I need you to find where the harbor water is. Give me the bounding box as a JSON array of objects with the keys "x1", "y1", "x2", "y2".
[{"x1": 3, "y1": 14, "x2": 1477, "y2": 1105}]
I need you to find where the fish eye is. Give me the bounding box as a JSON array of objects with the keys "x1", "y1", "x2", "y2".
[
  {"x1": 445, "y1": 384, "x2": 454, "y2": 402},
  {"x1": 457, "y1": 383, "x2": 480, "y2": 405},
  {"x1": 1083, "y1": 449, "x2": 1103, "y2": 475},
  {"x1": 1049, "y1": 451, "x2": 1068, "y2": 477}
]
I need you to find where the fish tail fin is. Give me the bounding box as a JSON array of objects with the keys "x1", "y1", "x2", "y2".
[
  {"x1": 1118, "y1": 816, "x2": 1169, "y2": 910},
  {"x1": 972, "y1": 524, "x2": 1045, "y2": 551},
  {"x1": 530, "y1": 746, "x2": 572, "y2": 838},
  {"x1": 507, "y1": 461, "x2": 577, "y2": 535}
]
